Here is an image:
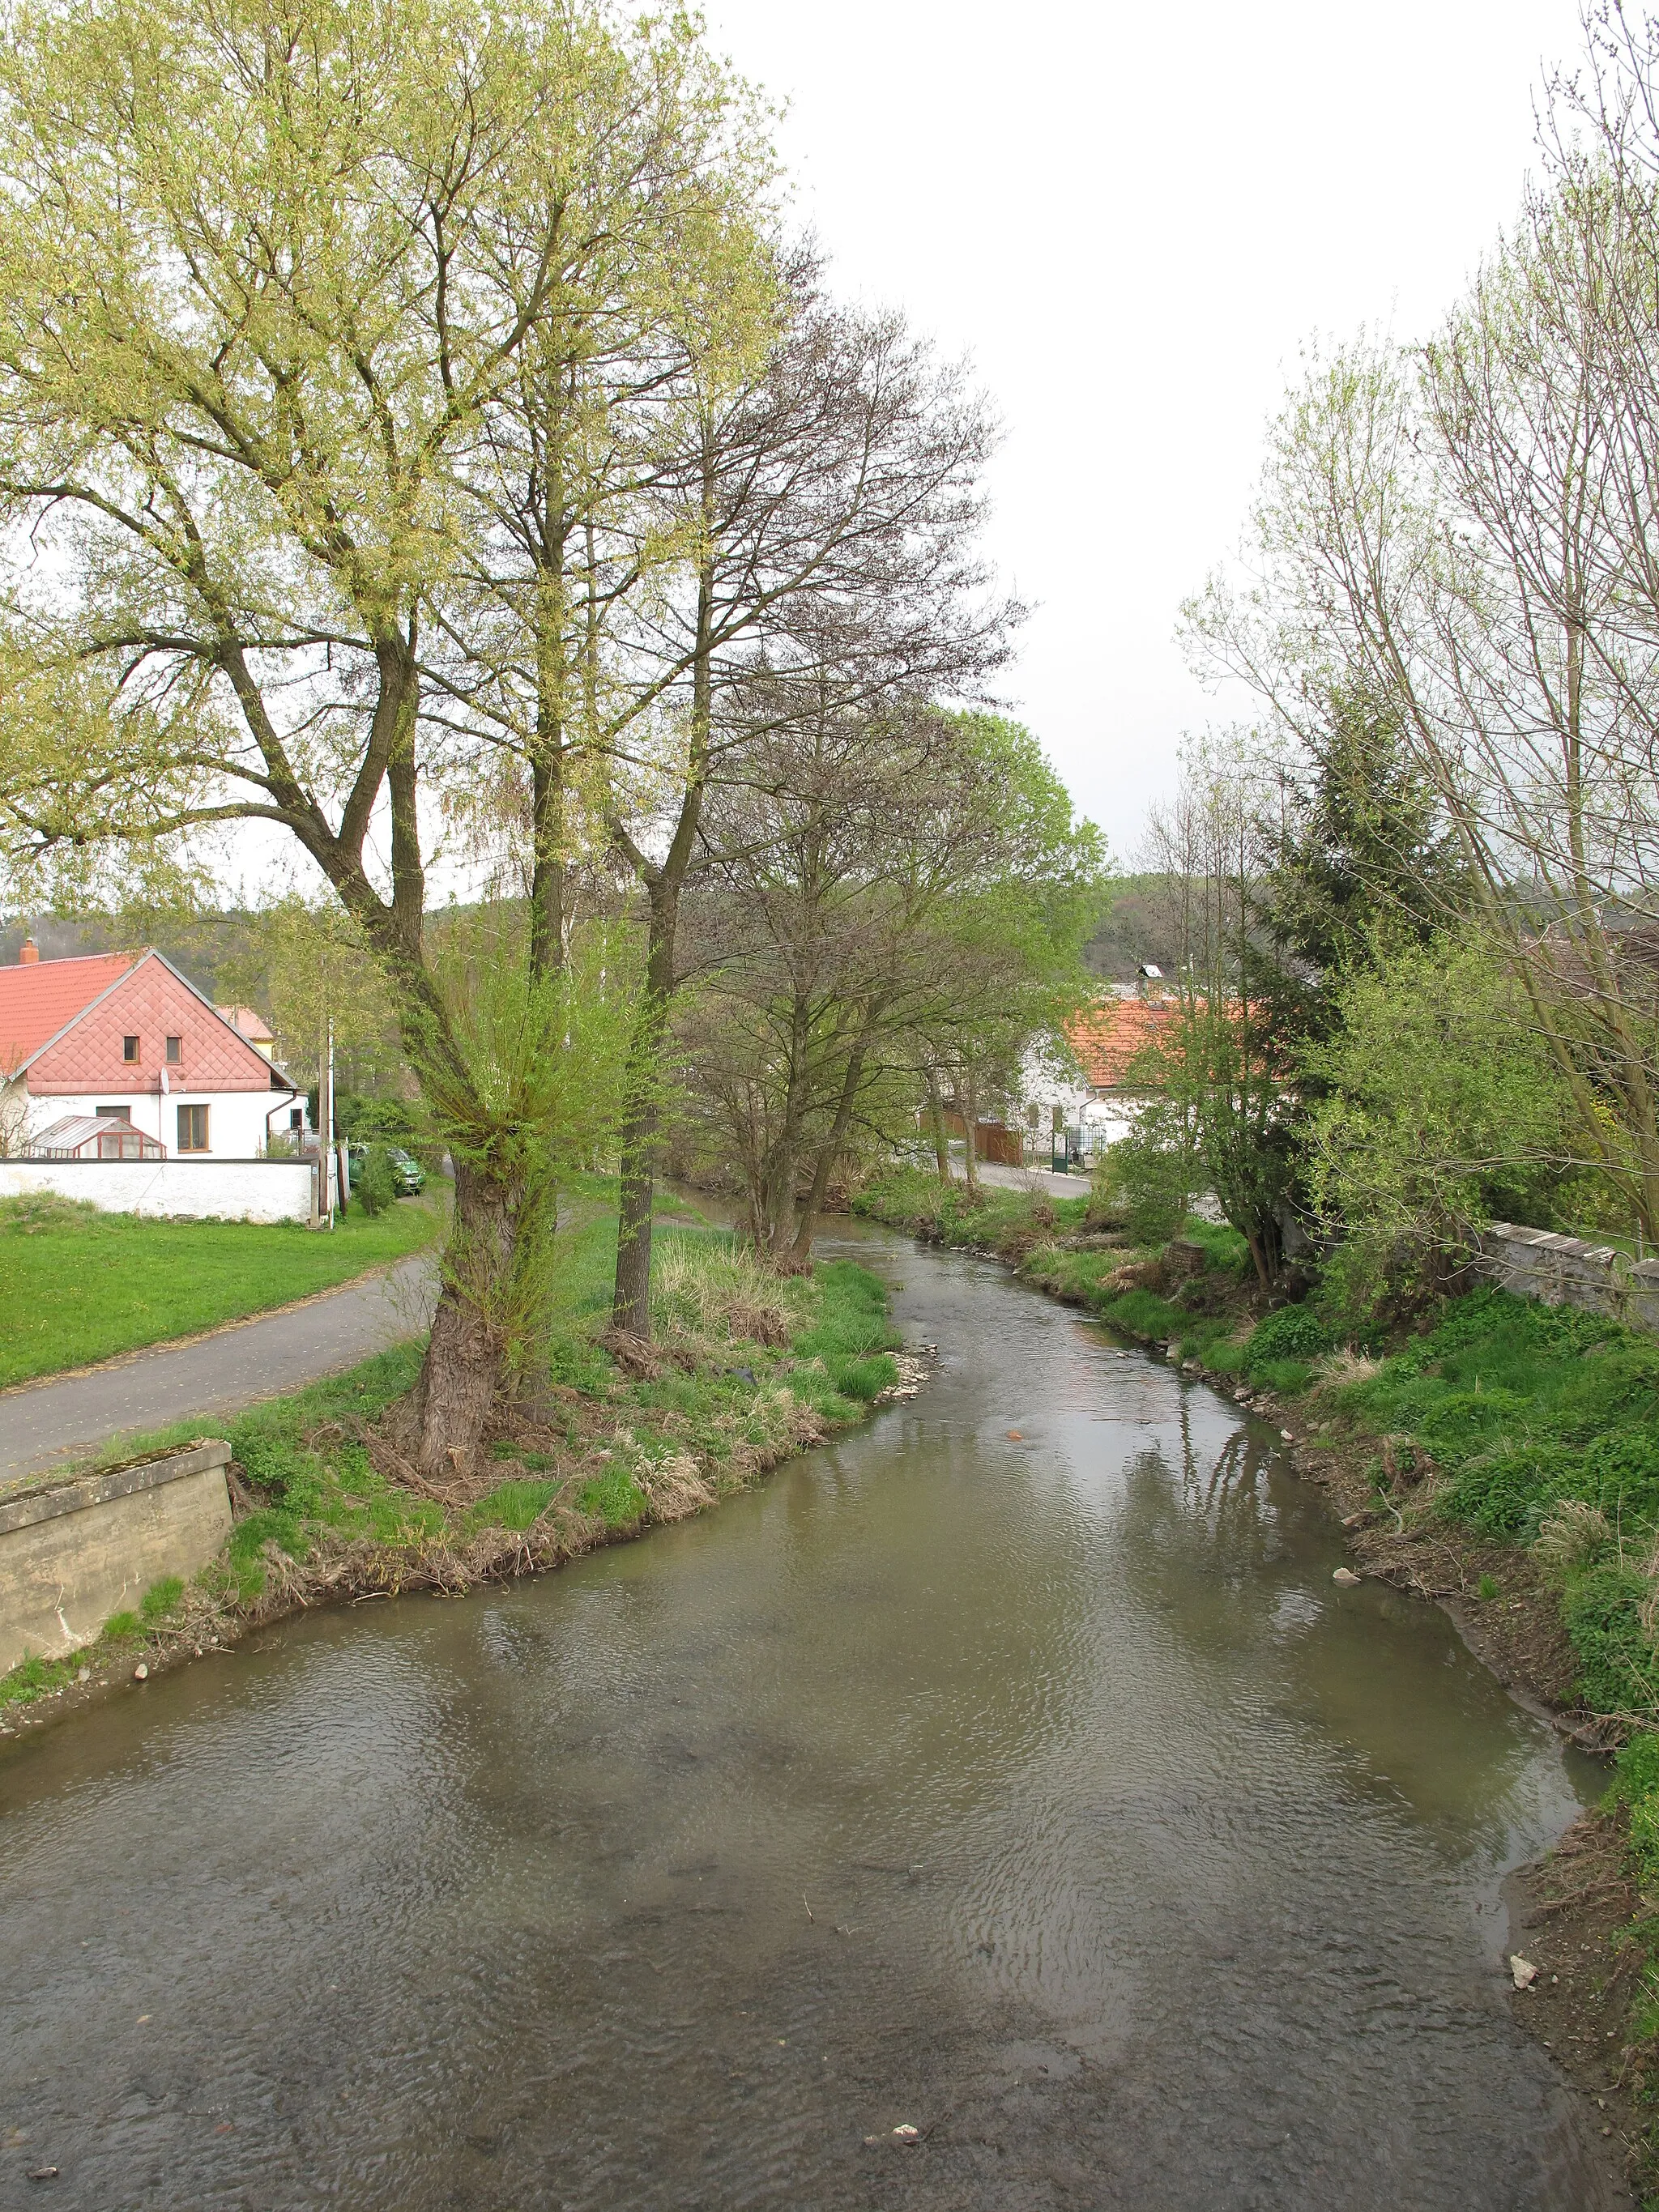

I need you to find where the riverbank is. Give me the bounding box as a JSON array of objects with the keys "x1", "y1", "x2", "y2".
[
  {"x1": 0, "y1": 1189, "x2": 910, "y2": 1742},
  {"x1": 855, "y1": 1165, "x2": 1659, "y2": 2205}
]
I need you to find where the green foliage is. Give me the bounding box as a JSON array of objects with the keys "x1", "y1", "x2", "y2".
[
  {"x1": 1610, "y1": 1736, "x2": 1659, "y2": 1889},
  {"x1": 792, "y1": 1259, "x2": 900, "y2": 1402},
  {"x1": 1183, "y1": 1220, "x2": 1252, "y2": 1274},
  {"x1": 352, "y1": 1144, "x2": 399, "y2": 1218},
  {"x1": 470, "y1": 1479, "x2": 559, "y2": 1532},
  {"x1": 1476, "y1": 1573, "x2": 1500, "y2": 1601},
  {"x1": 0, "y1": 1191, "x2": 98, "y2": 1234},
  {"x1": 1304, "y1": 936, "x2": 1582, "y2": 1270},
  {"x1": 1098, "y1": 1098, "x2": 1199, "y2": 1246},
  {"x1": 1243, "y1": 1304, "x2": 1329, "y2": 1366},
  {"x1": 1563, "y1": 1563, "x2": 1657, "y2": 1714},
  {"x1": 578, "y1": 1466, "x2": 648, "y2": 1528}
]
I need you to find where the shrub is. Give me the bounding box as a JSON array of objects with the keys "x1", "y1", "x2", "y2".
[
  {"x1": 352, "y1": 1144, "x2": 399, "y2": 1217},
  {"x1": 1243, "y1": 1304, "x2": 1328, "y2": 1371}
]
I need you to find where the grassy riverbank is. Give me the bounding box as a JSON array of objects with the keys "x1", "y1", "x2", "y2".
[
  {"x1": 0, "y1": 1187, "x2": 443, "y2": 1387},
  {"x1": 0, "y1": 1186, "x2": 902, "y2": 1731},
  {"x1": 856, "y1": 1162, "x2": 1659, "y2": 2199}
]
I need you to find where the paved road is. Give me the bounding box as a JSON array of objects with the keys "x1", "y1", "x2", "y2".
[
  {"x1": 962, "y1": 1161, "x2": 1094, "y2": 1197},
  {"x1": 1, "y1": 1255, "x2": 440, "y2": 1486}
]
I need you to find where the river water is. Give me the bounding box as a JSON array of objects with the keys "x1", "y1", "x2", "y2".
[{"x1": 0, "y1": 1226, "x2": 1623, "y2": 2209}]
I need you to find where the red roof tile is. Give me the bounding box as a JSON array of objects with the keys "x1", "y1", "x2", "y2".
[
  {"x1": 1065, "y1": 998, "x2": 1183, "y2": 1089},
  {"x1": 0, "y1": 953, "x2": 136, "y2": 1076}
]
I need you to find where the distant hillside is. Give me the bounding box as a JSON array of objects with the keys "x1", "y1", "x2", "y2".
[
  {"x1": 0, "y1": 912, "x2": 266, "y2": 1002},
  {"x1": 1082, "y1": 875, "x2": 1183, "y2": 983}
]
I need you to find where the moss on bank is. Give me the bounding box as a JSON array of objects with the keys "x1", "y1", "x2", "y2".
[{"x1": 0, "y1": 1189, "x2": 902, "y2": 1732}]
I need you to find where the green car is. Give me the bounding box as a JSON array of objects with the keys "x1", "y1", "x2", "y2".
[{"x1": 347, "y1": 1143, "x2": 427, "y2": 1197}]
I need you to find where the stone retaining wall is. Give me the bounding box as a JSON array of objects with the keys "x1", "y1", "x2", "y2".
[
  {"x1": 1478, "y1": 1221, "x2": 1659, "y2": 1335},
  {"x1": 0, "y1": 1443, "x2": 232, "y2": 1672}
]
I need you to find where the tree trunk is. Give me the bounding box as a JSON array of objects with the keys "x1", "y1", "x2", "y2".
[
  {"x1": 924, "y1": 1068, "x2": 950, "y2": 1183},
  {"x1": 962, "y1": 1072, "x2": 980, "y2": 1192},
  {"x1": 411, "y1": 1157, "x2": 516, "y2": 1477},
  {"x1": 612, "y1": 884, "x2": 677, "y2": 1336},
  {"x1": 791, "y1": 1038, "x2": 868, "y2": 1264}
]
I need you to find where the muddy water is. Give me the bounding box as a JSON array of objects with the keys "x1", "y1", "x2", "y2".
[{"x1": 0, "y1": 1229, "x2": 1622, "y2": 2210}]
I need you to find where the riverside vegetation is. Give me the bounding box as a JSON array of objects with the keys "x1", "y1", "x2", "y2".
[
  {"x1": 856, "y1": 1164, "x2": 1659, "y2": 2197},
  {"x1": 0, "y1": 1187, "x2": 901, "y2": 1729}
]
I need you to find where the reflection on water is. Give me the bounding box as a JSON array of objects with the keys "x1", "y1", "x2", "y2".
[{"x1": 0, "y1": 1230, "x2": 1619, "y2": 2210}]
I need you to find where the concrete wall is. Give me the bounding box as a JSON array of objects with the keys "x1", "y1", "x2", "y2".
[
  {"x1": 0, "y1": 1442, "x2": 232, "y2": 1672},
  {"x1": 1478, "y1": 1221, "x2": 1659, "y2": 1335},
  {"x1": 0, "y1": 1157, "x2": 314, "y2": 1222}
]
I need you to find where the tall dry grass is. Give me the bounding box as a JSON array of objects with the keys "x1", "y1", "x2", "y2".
[{"x1": 650, "y1": 1234, "x2": 810, "y2": 1350}]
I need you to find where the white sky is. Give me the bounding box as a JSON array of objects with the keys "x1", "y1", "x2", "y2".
[{"x1": 699, "y1": 0, "x2": 1586, "y2": 859}]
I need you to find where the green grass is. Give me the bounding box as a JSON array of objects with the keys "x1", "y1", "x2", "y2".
[
  {"x1": 0, "y1": 1188, "x2": 444, "y2": 1387},
  {"x1": 1313, "y1": 1285, "x2": 1659, "y2": 1722}
]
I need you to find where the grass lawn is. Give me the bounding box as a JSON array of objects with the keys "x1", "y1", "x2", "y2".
[{"x1": 0, "y1": 1187, "x2": 444, "y2": 1388}]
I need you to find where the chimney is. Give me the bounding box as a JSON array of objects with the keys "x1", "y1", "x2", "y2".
[
  {"x1": 1136, "y1": 962, "x2": 1162, "y2": 1000},
  {"x1": 17, "y1": 939, "x2": 40, "y2": 965}
]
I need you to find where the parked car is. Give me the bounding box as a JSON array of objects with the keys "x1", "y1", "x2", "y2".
[{"x1": 348, "y1": 1143, "x2": 426, "y2": 1197}]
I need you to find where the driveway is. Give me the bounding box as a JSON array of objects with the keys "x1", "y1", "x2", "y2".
[{"x1": 0, "y1": 1254, "x2": 440, "y2": 1487}]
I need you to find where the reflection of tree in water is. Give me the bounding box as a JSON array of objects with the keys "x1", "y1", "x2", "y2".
[{"x1": 1115, "y1": 1415, "x2": 1547, "y2": 1848}]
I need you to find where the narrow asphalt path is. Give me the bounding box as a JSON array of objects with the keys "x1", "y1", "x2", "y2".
[
  {"x1": 959, "y1": 1160, "x2": 1094, "y2": 1197},
  {"x1": 0, "y1": 1255, "x2": 440, "y2": 1486}
]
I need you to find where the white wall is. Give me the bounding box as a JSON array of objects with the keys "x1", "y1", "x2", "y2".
[
  {"x1": 25, "y1": 1088, "x2": 298, "y2": 1159},
  {"x1": 0, "y1": 1157, "x2": 315, "y2": 1223}
]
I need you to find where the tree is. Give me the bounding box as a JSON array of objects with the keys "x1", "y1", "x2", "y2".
[
  {"x1": 1132, "y1": 748, "x2": 1294, "y2": 1287},
  {"x1": 1186, "y1": 88, "x2": 1659, "y2": 1239},
  {"x1": 1304, "y1": 935, "x2": 1582, "y2": 1311},
  {"x1": 603, "y1": 285, "x2": 1015, "y2": 1328},
  {"x1": 681, "y1": 707, "x2": 1106, "y2": 1256},
  {"x1": 0, "y1": 0, "x2": 770, "y2": 1469}
]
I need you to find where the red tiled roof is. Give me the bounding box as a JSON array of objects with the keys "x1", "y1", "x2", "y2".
[
  {"x1": 0, "y1": 953, "x2": 136, "y2": 1076},
  {"x1": 1065, "y1": 997, "x2": 1183, "y2": 1089},
  {"x1": 216, "y1": 1004, "x2": 274, "y2": 1046}
]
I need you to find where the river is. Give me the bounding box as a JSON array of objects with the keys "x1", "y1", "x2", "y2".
[{"x1": 0, "y1": 1223, "x2": 1623, "y2": 2209}]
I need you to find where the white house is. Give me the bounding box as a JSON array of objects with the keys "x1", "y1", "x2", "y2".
[{"x1": 0, "y1": 942, "x2": 305, "y2": 1159}]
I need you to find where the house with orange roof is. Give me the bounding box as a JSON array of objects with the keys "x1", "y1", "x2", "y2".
[
  {"x1": 0, "y1": 940, "x2": 305, "y2": 1160},
  {"x1": 1020, "y1": 972, "x2": 1185, "y2": 1168}
]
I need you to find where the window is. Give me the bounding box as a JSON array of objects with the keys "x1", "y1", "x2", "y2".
[
  {"x1": 94, "y1": 1106, "x2": 131, "y2": 1124},
  {"x1": 289, "y1": 1107, "x2": 305, "y2": 1130},
  {"x1": 122, "y1": 1035, "x2": 139, "y2": 1063},
  {"x1": 164, "y1": 1035, "x2": 181, "y2": 1064},
  {"x1": 177, "y1": 1104, "x2": 209, "y2": 1153}
]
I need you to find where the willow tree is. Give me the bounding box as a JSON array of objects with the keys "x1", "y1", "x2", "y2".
[{"x1": 0, "y1": 0, "x2": 770, "y2": 1469}]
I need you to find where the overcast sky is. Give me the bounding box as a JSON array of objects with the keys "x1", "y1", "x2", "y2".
[{"x1": 698, "y1": 0, "x2": 1586, "y2": 859}]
